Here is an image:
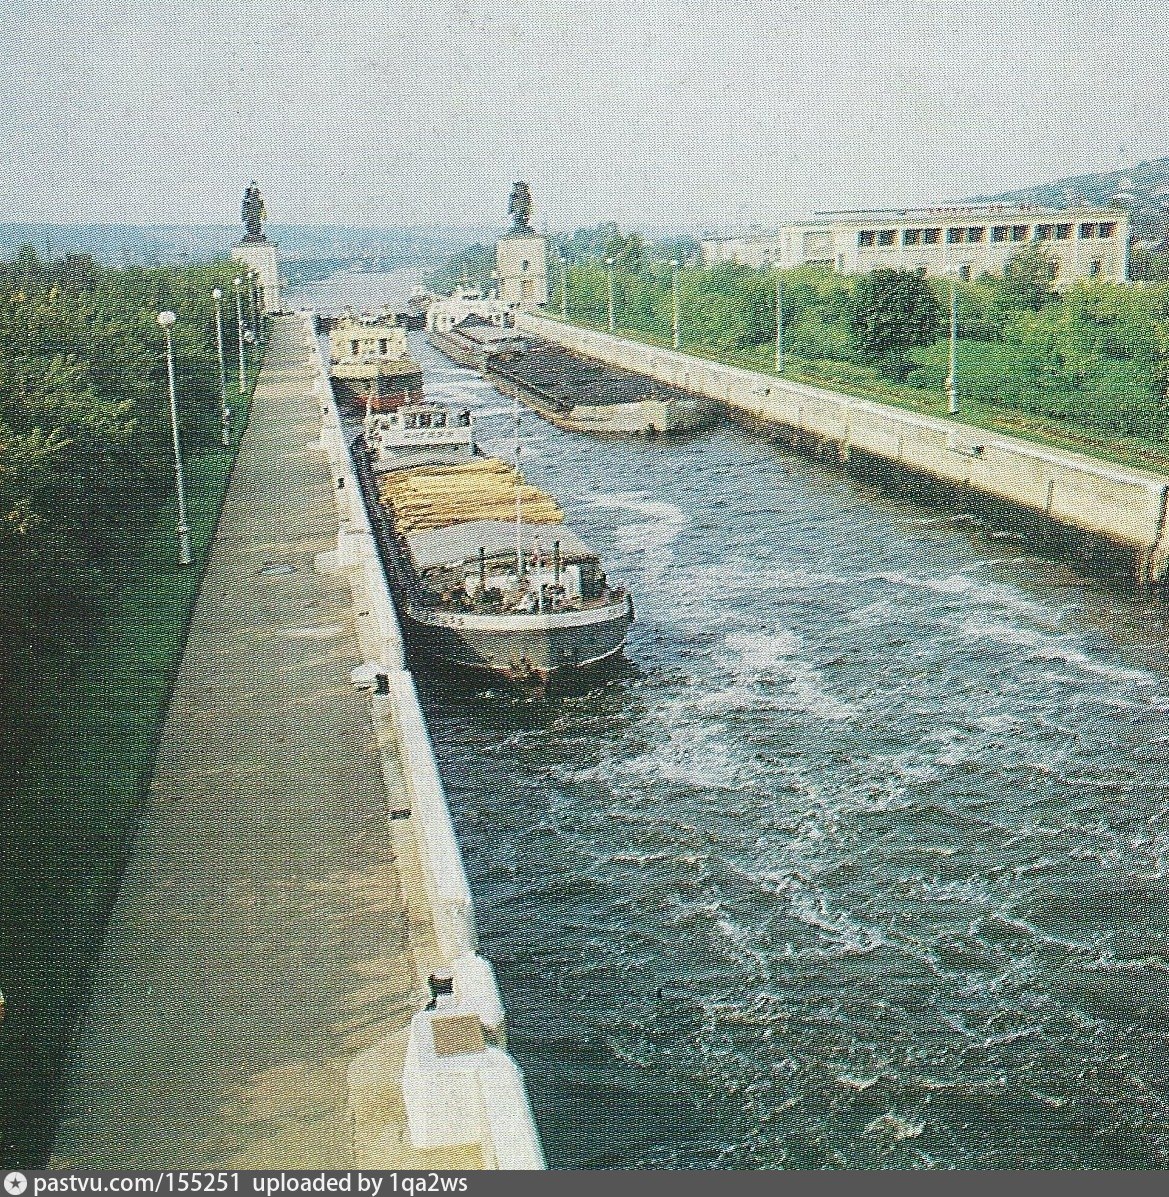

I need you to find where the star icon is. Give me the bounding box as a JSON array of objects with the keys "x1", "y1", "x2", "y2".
[{"x1": 4, "y1": 1174, "x2": 28, "y2": 1196}]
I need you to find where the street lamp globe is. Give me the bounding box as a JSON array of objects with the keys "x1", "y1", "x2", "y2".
[
  {"x1": 158, "y1": 310, "x2": 176, "y2": 329},
  {"x1": 212, "y1": 286, "x2": 223, "y2": 301}
]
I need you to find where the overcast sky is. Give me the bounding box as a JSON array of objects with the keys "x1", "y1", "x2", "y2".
[{"x1": 2, "y1": 0, "x2": 1166, "y2": 233}]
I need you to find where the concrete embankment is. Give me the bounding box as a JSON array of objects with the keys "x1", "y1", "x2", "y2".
[
  {"x1": 52, "y1": 316, "x2": 542, "y2": 1170},
  {"x1": 309, "y1": 323, "x2": 545, "y2": 1170},
  {"x1": 517, "y1": 313, "x2": 1169, "y2": 583}
]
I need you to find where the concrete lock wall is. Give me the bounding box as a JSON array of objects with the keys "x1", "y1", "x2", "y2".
[
  {"x1": 304, "y1": 320, "x2": 545, "y2": 1170},
  {"x1": 516, "y1": 313, "x2": 1169, "y2": 582}
]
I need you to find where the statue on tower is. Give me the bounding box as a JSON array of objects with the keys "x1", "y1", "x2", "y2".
[
  {"x1": 507, "y1": 182, "x2": 533, "y2": 234},
  {"x1": 241, "y1": 181, "x2": 267, "y2": 242}
]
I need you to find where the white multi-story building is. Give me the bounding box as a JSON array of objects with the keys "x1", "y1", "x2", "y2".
[{"x1": 702, "y1": 204, "x2": 1130, "y2": 284}]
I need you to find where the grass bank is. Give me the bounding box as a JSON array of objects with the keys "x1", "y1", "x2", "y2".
[
  {"x1": 0, "y1": 359, "x2": 261, "y2": 1167},
  {"x1": 553, "y1": 314, "x2": 1169, "y2": 477}
]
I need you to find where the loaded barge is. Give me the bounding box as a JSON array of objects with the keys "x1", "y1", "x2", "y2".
[
  {"x1": 429, "y1": 315, "x2": 717, "y2": 436},
  {"x1": 349, "y1": 399, "x2": 634, "y2": 686},
  {"x1": 327, "y1": 310, "x2": 424, "y2": 413}
]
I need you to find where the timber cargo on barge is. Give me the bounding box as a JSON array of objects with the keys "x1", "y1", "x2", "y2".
[{"x1": 351, "y1": 400, "x2": 633, "y2": 685}]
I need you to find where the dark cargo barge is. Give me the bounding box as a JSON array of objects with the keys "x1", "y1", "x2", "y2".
[{"x1": 429, "y1": 316, "x2": 717, "y2": 436}]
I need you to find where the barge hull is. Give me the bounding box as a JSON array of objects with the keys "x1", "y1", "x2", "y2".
[
  {"x1": 405, "y1": 607, "x2": 631, "y2": 681},
  {"x1": 350, "y1": 434, "x2": 632, "y2": 686},
  {"x1": 487, "y1": 370, "x2": 715, "y2": 436}
]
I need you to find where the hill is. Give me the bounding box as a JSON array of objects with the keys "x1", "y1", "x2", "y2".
[{"x1": 966, "y1": 158, "x2": 1169, "y2": 244}]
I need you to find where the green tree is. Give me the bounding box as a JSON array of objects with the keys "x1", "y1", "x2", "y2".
[
  {"x1": 1000, "y1": 245, "x2": 1059, "y2": 311},
  {"x1": 0, "y1": 247, "x2": 243, "y2": 730},
  {"x1": 848, "y1": 268, "x2": 942, "y2": 380}
]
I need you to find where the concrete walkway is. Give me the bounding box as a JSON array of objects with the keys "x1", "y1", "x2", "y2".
[{"x1": 53, "y1": 318, "x2": 478, "y2": 1169}]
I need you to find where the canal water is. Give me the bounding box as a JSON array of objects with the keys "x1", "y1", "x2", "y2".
[{"x1": 300, "y1": 273, "x2": 1169, "y2": 1169}]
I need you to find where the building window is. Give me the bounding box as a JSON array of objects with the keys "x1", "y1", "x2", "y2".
[
  {"x1": 958, "y1": 264, "x2": 972, "y2": 281},
  {"x1": 1080, "y1": 223, "x2": 1097, "y2": 238},
  {"x1": 967, "y1": 227, "x2": 985, "y2": 243},
  {"x1": 1036, "y1": 224, "x2": 1054, "y2": 240},
  {"x1": 858, "y1": 230, "x2": 876, "y2": 247},
  {"x1": 877, "y1": 230, "x2": 896, "y2": 246},
  {"x1": 923, "y1": 228, "x2": 941, "y2": 245},
  {"x1": 1055, "y1": 224, "x2": 1071, "y2": 240},
  {"x1": 947, "y1": 227, "x2": 964, "y2": 244},
  {"x1": 350, "y1": 340, "x2": 359, "y2": 355},
  {"x1": 1099, "y1": 222, "x2": 1116, "y2": 238},
  {"x1": 378, "y1": 338, "x2": 388, "y2": 354},
  {"x1": 1012, "y1": 225, "x2": 1029, "y2": 241},
  {"x1": 1090, "y1": 259, "x2": 1102, "y2": 277},
  {"x1": 992, "y1": 226, "x2": 1009, "y2": 242},
  {"x1": 904, "y1": 229, "x2": 921, "y2": 246}
]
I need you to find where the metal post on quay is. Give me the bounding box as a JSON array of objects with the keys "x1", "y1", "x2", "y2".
[
  {"x1": 775, "y1": 268, "x2": 785, "y2": 375},
  {"x1": 234, "y1": 276, "x2": 246, "y2": 396},
  {"x1": 670, "y1": 258, "x2": 680, "y2": 350},
  {"x1": 158, "y1": 310, "x2": 193, "y2": 567},
  {"x1": 606, "y1": 256, "x2": 615, "y2": 332},
  {"x1": 212, "y1": 287, "x2": 232, "y2": 447},
  {"x1": 247, "y1": 270, "x2": 259, "y2": 345},
  {"x1": 946, "y1": 269, "x2": 959, "y2": 416}
]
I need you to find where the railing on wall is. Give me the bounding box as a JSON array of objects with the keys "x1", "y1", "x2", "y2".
[{"x1": 304, "y1": 318, "x2": 545, "y2": 1170}]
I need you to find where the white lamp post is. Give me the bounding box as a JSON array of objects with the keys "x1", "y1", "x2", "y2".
[
  {"x1": 605, "y1": 256, "x2": 615, "y2": 332},
  {"x1": 775, "y1": 269, "x2": 785, "y2": 375},
  {"x1": 946, "y1": 269, "x2": 959, "y2": 415},
  {"x1": 670, "y1": 258, "x2": 680, "y2": 350},
  {"x1": 247, "y1": 270, "x2": 259, "y2": 344},
  {"x1": 158, "y1": 311, "x2": 193, "y2": 567},
  {"x1": 560, "y1": 254, "x2": 568, "y2": 320},
  {"x1": 233, "y1": 276, "x2": 246, "y2": 395},
  {"x1": 211, "y1": 287, "x2": 231, "y2": 447}
]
